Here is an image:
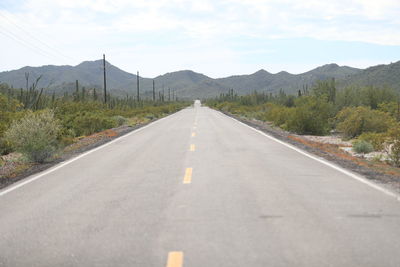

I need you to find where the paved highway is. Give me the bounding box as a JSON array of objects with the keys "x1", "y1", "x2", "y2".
[{"x1": 1, "y1": 101, "x2": 400, "y2": 267}]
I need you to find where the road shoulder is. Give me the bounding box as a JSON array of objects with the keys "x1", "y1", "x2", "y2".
[{"x1": 218, "y1": 110, "x2": 400, "y2": 195}]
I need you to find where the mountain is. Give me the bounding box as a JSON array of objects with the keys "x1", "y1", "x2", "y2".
[
  {"x1": 340, "y1": 61, "x2": 400, "y2": 90},
  {"x1": 215, "y1": 64, "x2": 362, "y2": 94},
  {"x1": 0, "y1": 60, "x2": 399, "y2": 99},
  {"x1": 0, "y1": 60, "x2": 138, "y2": 92}
]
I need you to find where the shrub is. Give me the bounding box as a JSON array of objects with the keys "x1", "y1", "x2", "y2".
[
  {"x1": 386, "y1": 125, "x2": 400, "y2": 166},
  {"x1": 0, "y1": 93, "x2": 24, "y2": 155},
  {"x1": 4, "y1": 110, "x2": 61, "y2": 163},
  {"x1": 70, "y1": 113, "x2": 117, "y2": 136},
  {"x1": 335, "y1": 106, "x2": 394, "y2": 138},
  {"x1": 264, "y1": 103, "x2": 292, "y2": 126},
  {"x1": 58, "y1": 128, "x2": 76, "y2": 146},
  {"x1": 112, "y1": 115, "x2": 128, "y2": 126},
  {"x1": 378, "y1": 102, "x2": 399, "y2": 119},
  {"x1": 358, "y1": 132, "x2": 387, "y2": 151},
  {"x1": 0, "y1": 138, "x2": 13, "y2": 155},
  {"x1": 284, "y1": 96, "x2": 334, "y2": 135},
  {"x1": 352, "y1": 140, "x2": 374, "y2": 154}
]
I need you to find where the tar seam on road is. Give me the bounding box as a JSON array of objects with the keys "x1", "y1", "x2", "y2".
[
  {"x1": 183, "y1": 168, "x2": 193, "y2": 184},
  {"x1": 0, "y1": 110, "x2": 184, "y2": 197},
  {"x1": 166, "y1": 251, "x2": 184, "y2": 267},
  {"x1": 217, "y1": 110, "x2": 400, "y2": 202}
]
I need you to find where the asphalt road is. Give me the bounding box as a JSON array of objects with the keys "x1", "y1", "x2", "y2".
[{"x1": 1, "y1": 101, "x2": 400, "y2": 267}]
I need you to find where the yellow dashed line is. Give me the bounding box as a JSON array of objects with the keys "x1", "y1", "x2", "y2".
[
  {"x1": 190, "y1": 144, "x2": 195, "y2": 151},
  {"x1": 183, "y1": 168, "x2": 192, "y2": 184},
  {"x1": 191, "y1": 132, "x2": 196, "y2": 137},
  {"x1": 166, "y1": 251, "x2": 184, "y2": 267}
]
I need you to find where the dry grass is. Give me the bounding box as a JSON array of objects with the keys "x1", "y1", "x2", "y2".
[
  {"x1": 64, "y1": 129, "x2": 118, "y2": 153},
  {"x1": 0, "y1": 153, "x2": 32, "y2": 179},
  {"x1": 128, "y1": 117, "x2": 150, "y2": 127}
]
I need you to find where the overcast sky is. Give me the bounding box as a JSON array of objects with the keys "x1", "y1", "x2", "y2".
[{"x1": 1, "y1": 0, "x2": 399, "y2": 78}]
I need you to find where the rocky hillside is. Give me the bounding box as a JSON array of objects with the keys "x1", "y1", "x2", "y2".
[{"x1": 1, "y1": 59, "x2": 399, "y2": 99}]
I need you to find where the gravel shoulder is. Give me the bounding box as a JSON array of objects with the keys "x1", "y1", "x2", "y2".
[{"x1": 222, "y1": 111, "x2": 400, "y2": 195}]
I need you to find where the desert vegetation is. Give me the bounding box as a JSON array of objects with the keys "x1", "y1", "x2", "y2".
[
  {"x1": 0, "y1": 81, "x2": 188, "y2": 165},
  {"x1": 206, "y1": 80, "x2": 400, "y2": 167}
]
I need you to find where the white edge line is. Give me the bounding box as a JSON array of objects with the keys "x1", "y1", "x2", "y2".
[
  {"x1": 0, "y1": 110, "x2": 183, "y2": 197},
  {"x1": 217, "y1": 110, "x2": 400, "y2": 202}
]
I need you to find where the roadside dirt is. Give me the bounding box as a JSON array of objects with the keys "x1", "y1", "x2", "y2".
[{"x1": 224, "y1": 112, "x2": 400, "y2": 195}]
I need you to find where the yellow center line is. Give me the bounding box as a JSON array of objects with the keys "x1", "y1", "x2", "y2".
[
  {"x1": 166, "y1": 251, "x2": 184, "y2": 267},
  {"x1": 183, "y1": 168, "x2": 192, "y2": 184},
  {"x1": 190, "y1": 144, "x2": 195, "y2": 151},
  {"x1": 191, "y1": 132, "x2": 196, "y2": 137}
]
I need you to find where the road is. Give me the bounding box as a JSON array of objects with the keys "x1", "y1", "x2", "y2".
[{"x1": 1, "y1": 101, "x2": 400, "y2": 267}]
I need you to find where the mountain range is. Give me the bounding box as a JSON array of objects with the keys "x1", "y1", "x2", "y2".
[{"x1": 1, "y1": 60, "x2": 399, "y2": 99}]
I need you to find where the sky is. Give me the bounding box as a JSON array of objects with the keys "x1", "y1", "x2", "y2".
[{"x1": 0, "y1": 0, "x2": 400, "y2": 78}]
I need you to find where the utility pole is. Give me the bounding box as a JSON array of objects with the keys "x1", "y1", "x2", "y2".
[
  {"x1": 397, "y1": 93, "x2": 400, "y2": 121},
  {"x1": 75, "y1": 80, "x2": 79, "y2": 101},
  {"x1": 25, "y1": 72, "x2": 29, "y2": 91},
  {"x1": 162, "y1": 87, "x2": 165, "y2": 102},
  {"x1": 103, "y1": 54, "x2": 107, "y2": 104},
  {"x1": 152, "y1": 80, "x2": 155, "y2": 102},
  {"x1": 137, "y1": 71, "x2": 140, "y2": 102},
  {"x1": 82, "y1": 86, "x2": 86, "y2": 101},
  {"x1": 168, "y1": 88, "x2": 171, "y2": 101}
]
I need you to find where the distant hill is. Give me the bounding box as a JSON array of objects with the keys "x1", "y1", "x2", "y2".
[
  {"x1": 340, "y1": 61, "x2": 400, "y2": 90},
  {"x1": 0, "y1": 60, "x2": 138, "y2": 92},
  {"x1": 0, "y1": 60, "x2": 399, "y2": 99},
  {"x1": 215, "y1": 64, "x2": 362, "y2": 95}
]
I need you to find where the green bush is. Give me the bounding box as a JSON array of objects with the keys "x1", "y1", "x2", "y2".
[
  {"x1": 0, "y1": 138, "x2": 13, "y2": 155},
  {"x1": 387, "y1": 126, "x2": 400, "y2": 166},
  {"x1": 336, "y1": 106, "x2": 394, "y2": 138},
  {"x1": 264, "y1": 103, "x2": 292, "y2": 126},
  {"x1": 257, "y1": 97, "x2": 334, "y2": 135},
  {"x1": 378, "y1": 102, "x2": 399, "y2": 119},
  {"x1": 0, "y1": 93, "x2": 25, "y2": 154},
  {"x1": 112, "y1": 115, "x2": 128, "y2": 126},
  {"x1": 284, "y1": 96, "x2": 334, "y2": 135},
  {"x1": 58, "y1": 127, "x2": 76, "y2": 146},
  {"x1": 4, "y1": 110, "x2": 61, "y2": 162},
  {"x1": 358, "y1": 132, "x2": 387, "y2": 151},
  {"x1": 352, "y1": 140, "x2": 374, "y2": 154},
  {"x1": 70, "y1": 113, "x2": 117, "y2": 136}
]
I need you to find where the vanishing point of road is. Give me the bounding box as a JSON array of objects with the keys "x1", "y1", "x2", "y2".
[{"x1": 1, "y1": 101, "x2": 400, "y2": 267}]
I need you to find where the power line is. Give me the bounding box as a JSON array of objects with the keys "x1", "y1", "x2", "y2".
[
  {"x1": 0, "y1": 11, "x2": 75, "y2": 62},
  {"x1": 0, "y1": 4, "x2": 78, "y2": 63},
  {"x1": 0, "y1": 22, "x2": 70, "y2": 61},
  {"x1": 103, "y1": 54, "x2": 107, "y2": 104},
  {"x1": 0, "y1": 25, "x2": 59, "y2": 60}
]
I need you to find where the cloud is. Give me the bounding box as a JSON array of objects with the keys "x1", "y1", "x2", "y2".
[
  {"x1": 4, "y1": 0, "x2": 400, "y2": 45},
  {"x1": 0, "y1": 0, "x2": 399, "y2": 76}
]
